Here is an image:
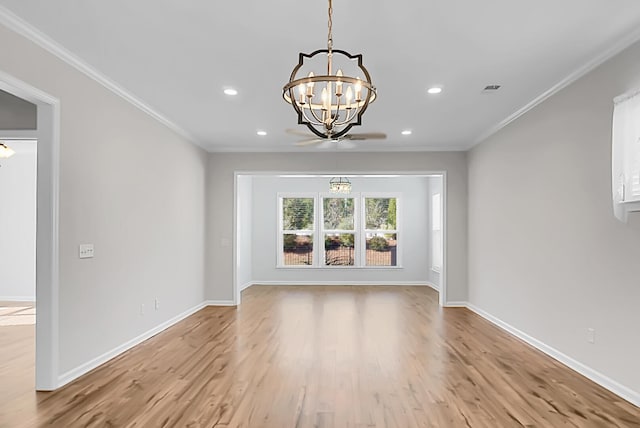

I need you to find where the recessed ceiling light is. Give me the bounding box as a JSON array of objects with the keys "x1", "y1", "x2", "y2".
[
  {"x1": 224, "y1": 88, "x2": 238, "y2": 96},
  {"x1": 427, "y1": 87, "x2": 442, "y2": 94},
  {"x1": 256, "y1": 130, "x2": 267, "y2": 136},
  {"x1": 401, "y1": 130, "x2": 412, "y2": 135}
]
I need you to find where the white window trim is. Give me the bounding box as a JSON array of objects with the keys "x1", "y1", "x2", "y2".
[
  {"x1": 320, "y1": 193, "x2": 359, "y2": 268},
  {"x1": 612, "y1": 88, "x2": 640, "y2": 222},
  {"x1": 277, "y1": 192, "x2": 402, "y2": 269},
  {"x1": 361, "y1": 192, "x2": 402, "y2": 269},
  {"x1": 277, "y1": 193, "x2": 318, "y2": 268}
]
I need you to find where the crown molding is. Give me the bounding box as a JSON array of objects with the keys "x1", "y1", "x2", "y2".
[
  {"x1": 0, "y1": 6, "x2": 204, "y2": 150},
  {"x1": 471, "y1": 25, "x2": 640, "y2": 149}
]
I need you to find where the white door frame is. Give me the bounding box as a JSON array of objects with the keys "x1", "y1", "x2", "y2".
[
  {"x1": 0, "y1": 70, "x2": 60, "y2": 391},
  {"x1": 233, "y1": 171, "x2": 448, "y2": 307}
]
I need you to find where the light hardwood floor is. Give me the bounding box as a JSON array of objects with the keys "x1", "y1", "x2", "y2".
[{"x1": 1, "y1": 286, "x2": 638, "y2": 427}]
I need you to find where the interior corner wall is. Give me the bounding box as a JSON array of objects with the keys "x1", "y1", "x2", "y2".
[
  {"x1": 468, "y1": 39, "x2": 640, "y2": 397},
  {"x1": 206, "y1": 152, "x2": 468, "y2": 303},
  {"x1": 0, "y1": 141, "x2": 36, "y2": 300},
  {"x1": 0, "y1": 23, "x2": 208, "y2": 376}
]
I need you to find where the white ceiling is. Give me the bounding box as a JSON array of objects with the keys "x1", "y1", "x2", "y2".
[{"x1": 1, "y1": 0, "x2": 640, "y2": 152}]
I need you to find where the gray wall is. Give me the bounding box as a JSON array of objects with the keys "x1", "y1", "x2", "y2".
[
  {"x1": 0, "y1": 140, "x2": 36, "y2": 300},
  {"x1": 249, "y1": 175, "x2": 430, "y2": 284},
  {"x1": 468, "y1": 40, "x2": 640, "y2": 395},
  {"x1": 207, "y1": 152, "x2": 468, "y2": 304},
  {"x1": 0, "y1": 88, "x2": 36, "y2": 130},
  {"x1": 0, "y1": 23, "x2": 207, "y2": 375}
]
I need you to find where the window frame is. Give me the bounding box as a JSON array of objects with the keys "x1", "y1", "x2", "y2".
[
  {"x1": 320, "y1": 193, "x2": 359, "y2": 268},
  {"x1": 361, "y1": 193, "x2": 401, "y2": 268},
  {"x1": 277, "y1": 193, "x2": 318, "y2": 268},
  {"x1": 277, "y1": 192, "x2": 401, "y2": 269},
  {"x1": 612, "y1": 88, "x2": 640, "y2": 221}
]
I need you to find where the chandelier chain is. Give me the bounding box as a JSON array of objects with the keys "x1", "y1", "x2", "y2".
[{"x1": 327, "y1": 0, "x2": 333, "y2": 52}]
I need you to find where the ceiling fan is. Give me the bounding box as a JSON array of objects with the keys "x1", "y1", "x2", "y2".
[{"x1": 286, "y1": 129, "x2": 387, "y2": 148}]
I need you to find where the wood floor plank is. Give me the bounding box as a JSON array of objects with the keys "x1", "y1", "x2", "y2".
[{"x1": 1, "y1": 286, "x2": 639, "y2": 427}]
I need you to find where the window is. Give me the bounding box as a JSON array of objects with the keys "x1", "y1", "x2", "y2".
[
  {"x1": 612, "y1": 89, "x2": 640, "y2": 221},
  {"x1": 322, "y1": 197, "x2": 356, "y2": 266},
  {"x1": 363, "y1": 197, "x2": 397, "y2": 266},
  {"x1": 278, "y1": 193, "x2": 399, "y2": 268},
  {"x1": 431, "y1": 193, "x2": 442, "y2": 272},
  {"x1": 280, "y1": 196, "x2": 315, "y2": 266}
]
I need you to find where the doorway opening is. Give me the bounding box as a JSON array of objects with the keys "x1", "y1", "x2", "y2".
[
  {"x1": 0, "y1": 70, "x2": 60, "y2": 391},
  {"x1": 0, "y1": 138, "x2": 37, "y2": 406},
  {"x1": 233, "y1": 172, "x2": 447, "y2": 306}
]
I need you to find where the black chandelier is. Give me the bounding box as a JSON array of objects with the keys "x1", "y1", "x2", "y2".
[{"x1": 282, "y1": 0, "x2": 377, "y2": 139}]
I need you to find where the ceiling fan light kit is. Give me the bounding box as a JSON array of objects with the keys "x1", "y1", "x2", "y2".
[{"x1": 283, "y1": 0, "x2": 377, "y2": 140}]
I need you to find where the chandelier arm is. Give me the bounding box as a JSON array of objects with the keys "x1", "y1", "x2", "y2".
[
  {"x1": 339, "y1": 107, "x2": 357, "y2": 125},
  {"x1": 289, "y1": 88, "x2": 318, "y2": 126},
  {"x1": 308, "y1": 106, "x2": 326, "y2": 125},
  {"x1": 335, "y1": 106, "x2": 359, "y2": 126},
  {"x1": 301, "y1": 105, "x2": 325, "y2": 126},
  {"x1": 346, "y1": 106, "x2": 360, "y2": 123},
  {"x1": 327, "y1": 94, "x2": 343, "y2": 129}
]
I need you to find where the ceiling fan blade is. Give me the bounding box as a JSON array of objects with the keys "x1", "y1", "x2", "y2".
[
  {"x1": 295, "y1": 138, "x2": 325, "y2": 146},
  {"x1": 286, "y1": 128, "x2": 315, "y2": 137},
  {"x1": 345, "y1": 132, "x2": 387, "y2": 140}
]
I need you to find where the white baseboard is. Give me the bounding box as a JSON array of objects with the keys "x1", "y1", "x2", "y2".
[
  {"x1": 443, "y1": 301, "x2": 467, "y2": 307},
  {"x1": 56, "y1": 301, "x2": 207, "y2": 388},
  {"x1": 0, "y1": 296, "x2": 36, "y2": 302},
  {"x1": 466, "y1": 303, "x2": 640, "y2": 408},
  {"x1": 205, "y1": 300, "x2": 236, "y2": 306},
  {"x1": 251, "y1": 280, "x2": 431, "y2": 287},
  {"x1": 239, "y1": 281, "x2": 253, "y2": 292},
  {"x1": 424, "y1": 281, "x2": 440, "y2": 292},
  {"x1": 52, "y1": 294, "x2": 638, "y2": 408}
]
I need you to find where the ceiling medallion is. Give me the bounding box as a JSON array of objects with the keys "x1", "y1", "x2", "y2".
[{"x1": 282, "y1": 0, "x2": 377, "y2": 140}]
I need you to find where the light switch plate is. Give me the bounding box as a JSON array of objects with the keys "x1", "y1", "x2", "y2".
[{"x1": 79, "y1": 244, "x2": 94, "y2": 259}]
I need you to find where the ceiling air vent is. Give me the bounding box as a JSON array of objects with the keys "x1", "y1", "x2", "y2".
[{"x1": 482, "y1": 84, "x2": 501, "y2": 93}]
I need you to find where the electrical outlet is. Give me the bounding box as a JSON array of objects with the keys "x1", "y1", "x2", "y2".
[
  {"x1": 140, "y1": 303, "x2": 145, "y2": 316},
  {"x1": 79, "y1": 244, "x2": 94, "y2": 259},
  {"x1": 155, "y1": 298, "x2": 160, "y2": 311},
  {"x1": 587, "y1": 328, "x2": 595, "y2": 344}
]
